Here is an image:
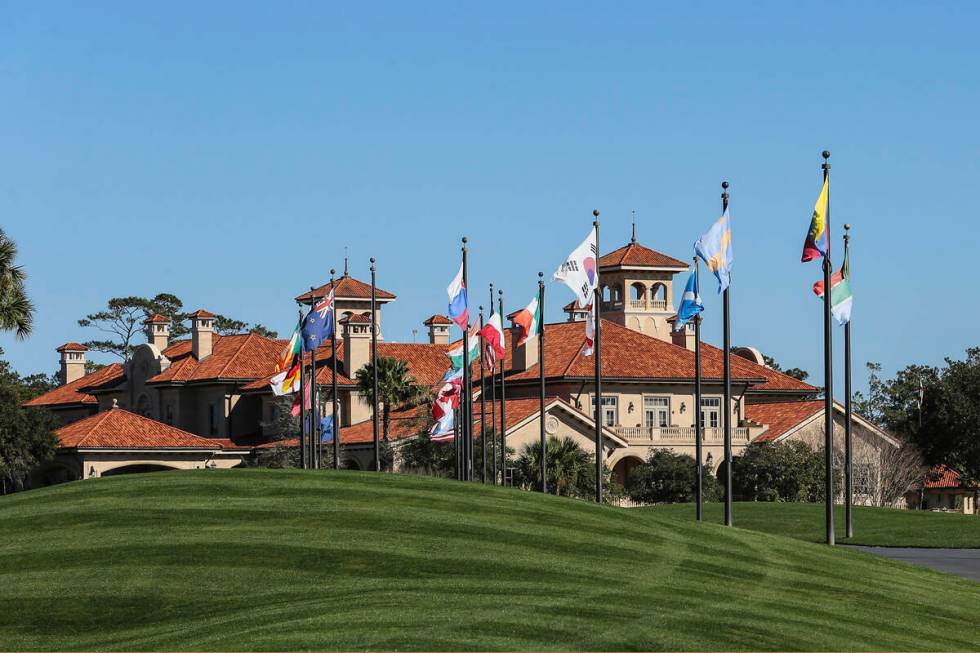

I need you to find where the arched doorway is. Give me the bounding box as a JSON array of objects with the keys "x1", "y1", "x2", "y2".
[
  {"x1": 612, "y1": 456, "x2": 644, "y2": 488},
  {"x1": 101, "y1": 464, "x2": 177, "y2": 477}
]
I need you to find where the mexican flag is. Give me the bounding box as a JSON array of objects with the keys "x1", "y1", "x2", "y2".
[
  {"x1": 447, "y1": 324, "x2": 480, "y2": 369},
  {"x1": 812, "y1": 248, "x2": 852, "y2": 325},
  {"x1": 512, "y1": 296, "x2": 540, "y2": 347}
]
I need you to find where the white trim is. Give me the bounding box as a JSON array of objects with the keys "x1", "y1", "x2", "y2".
[
  {"x1": 505, "y1": 399, "x2": 629, "y2": 448},
  {"x1": 769, "y1": 401, "x2": 901, "y2": 448}
]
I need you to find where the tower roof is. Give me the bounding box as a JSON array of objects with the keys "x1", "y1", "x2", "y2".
[
  {"x1": 423, "y1": 314, "x2": 453, "y2": 326},
  {"x1": 187, "y1": 309, "x2": 217, "y2": 319},
  {"x1": 295, "y1": 275, "x2": 397, "y2": 304},
  {"x1": 599, "y1": 242, "x2": 688, "y2": 270},
  {"x1": 143, "y1": 313, "x2": 170, "y2": 324},
  {"x1": 56, "y1": 342, "x2": 88, "y2": 352}
]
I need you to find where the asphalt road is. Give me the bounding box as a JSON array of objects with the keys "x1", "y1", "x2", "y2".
[{"x1": 854, "y1": 546, "x2": 980, "y2": 582}]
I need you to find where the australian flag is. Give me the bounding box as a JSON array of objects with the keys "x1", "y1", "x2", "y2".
[{"x1": 301, "y1": 290, "x2": 335, "y2": 352}]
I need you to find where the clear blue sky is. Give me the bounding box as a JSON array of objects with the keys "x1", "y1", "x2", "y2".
[{"x1": 2, "y1": 2, "x2": 977, "y2": 398}]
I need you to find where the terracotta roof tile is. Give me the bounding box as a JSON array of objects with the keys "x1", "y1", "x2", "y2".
[
  {"x1": 701, "y1": 343, "x2": 818, "y2": 393},
  {"x1": 56, "y1": 408, "x2": 222, "y2": 449},
  {"x1": 295, "y1": 275, "x2": 396, "y2": 303},
  {"x1": 924, "y1": 465, "x2": 973, "y2": 489},
  {"x1": 599, "y1": 243, "x2": 688, "y2": 269},
  {"x1": 143, "y1": 313, "x2": 170, "y2": 324},
  {"x1": 187, "y1": 309, "x2": 216, "y2": 318},
  {"x1": 148, "y1": 333, "x2": 286, "y2": 384},
  {"x1": 23, "y1": 363, "x2": 126, "y2": 407},
  {"x1": 745, "y1": 400, "x2": 824, "y2": 443},
  {"x1": 423, "y1": 314, "x2": 453, "y2": 326},
  {"x1": 341, "y1": 312, "x2": 372, "y2": 324},
  {"x1": 56, "y1": 342, "x2": 88, "y2": 352}
]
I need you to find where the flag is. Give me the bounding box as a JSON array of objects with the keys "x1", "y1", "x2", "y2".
[
  {"x1": 553, "y1": 226, "x2": 598, "y2": 308},
  {"x1": 447, "y1": 263, "x2": 469, "y2": 330},
  {"x1": 446, "y1": 324, "x2": 480, "y2": 369},
  {"x1": 301, "y1": 290, "x2": 334, "y2": 352},
  {"x1": 269, "y1": 360, "x2": 301, "y2": 396},
  {"x1": 478, "y1": 313, "x2": 507, "y2": 371},
  {"x1": 812, "y1": 246, "x2": 851, "y2": 325},
  {"x1": 277, "y1": 321, "x2": 302, "y2": 371},
  {"x1": 430, "y1": 410, "x2": 455, "y2": 442},
  {"x1": 320, "y1": 415, "x2": 334, "y2": 443},
  {"x1": 512, "y1": 295, "x2": 540, "y2": 347},
  {"x1": 581, "y1": 304, "x2": 595, "y2": 356},
  {"x1": 291, "y1": 378, "x2": 312, "y2": 417},
  {"x1": 802, "y1": 177, "x2": 829, "y2": 262},
  {"x1": 694, "y1": 208, "x2": 734, "y2": 293},
  {"x1": 673, "y1": 268, "x2": 704, "y2": 331},
  {"x1": 432, "y1": 374, "x2": 463, "y2": 421}
]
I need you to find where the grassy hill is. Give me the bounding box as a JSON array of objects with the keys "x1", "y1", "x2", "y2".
[
  {"x1": 1, "y1": 469, "x2": 978, "y2": 651},
  {"x1": 651, "y1": 501, "x2": 980, "y2": 548}
]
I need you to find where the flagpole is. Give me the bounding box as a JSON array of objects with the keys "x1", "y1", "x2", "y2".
[
  {"x1": 721, "y1": 183, "x2": 732, "y2": 527},
  {"x1": 298, "y1": 307, "x2": 307, "y2": 470},
  {"x1": 844, "y1": 223, "x2": 853, "y2": 539},
  {"x1": 371, "y1": 257, "x2": 380, "y2": 473},
  {"x1": 479, "y1": 306, "x2": 487, "y2": 484},
  {"x1": 498, "y1": 289, "x2": 507, "y2": 486},
  {"x1": 489, "y1": 284, "x2": 498, "y2": 485},
  {"x1": 821, "y1": 150, "x2": 836, "y2": 546},
  {"x1": 331, "y1": 269, "x2": 340, "y2": 470},
  {"x1": 694, "y1": 257, "x2": 703, "y2": 522},
  {"x1": 538, "y1": 271, "x2": 547, "y2": 494},
  {"x1": 310, "y1": 301, "x2": 319, "y2": 470},
  {"x1": 593, "y1": 210, "x2": 603, "y2": 504},
  {"x1": 461, "y1": 237, "x2": 472, "y2": 481}
]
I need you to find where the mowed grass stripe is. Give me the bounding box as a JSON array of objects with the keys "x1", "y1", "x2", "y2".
[{"x1": 0, "y1": 468, "x2": 977, "y2": 651}]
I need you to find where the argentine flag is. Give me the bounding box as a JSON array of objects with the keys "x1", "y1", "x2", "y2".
[
  {"x1": 695, "y1": 207, "x2": 734, "y2": 293},
  {"x1": 673, "y1": 268, "x2": 704, "y2": 332}
]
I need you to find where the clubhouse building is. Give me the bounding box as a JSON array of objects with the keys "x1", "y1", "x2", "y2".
[{"x1": 25, "y1": 236, "x2": 902, "y2": 502}]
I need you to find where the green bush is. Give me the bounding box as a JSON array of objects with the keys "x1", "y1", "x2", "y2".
[
  {"x1": 627, "y1": 449, "x2": 718, "y2": 504},
  {"x1": 727, "y1": 440, "x2": 840, "y2": 502}
]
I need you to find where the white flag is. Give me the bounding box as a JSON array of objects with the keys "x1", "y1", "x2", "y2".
[
  {"x1": 580, "y1": 304, "x2": 595, "y2": 356},
  {"x1": 553, "y1": 226, "x2": 598, "y2": 308}
]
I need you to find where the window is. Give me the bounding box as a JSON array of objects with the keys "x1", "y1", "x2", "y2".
[
  {"x1": 591, "y1": 396, "x2": 618, "y2": 427},
  {"x1": 644, "y1": 396, "x2": 670, "y2": 428},
  {"x1": 700, "y1": 397, "x2": 721, "y2": 429}
]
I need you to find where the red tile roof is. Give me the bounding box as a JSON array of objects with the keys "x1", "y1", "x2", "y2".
[
  {"x1": 599, "y1": 243, "x2": 688, "y2": 269},
  {"x1": 56, "y1": 408, "x2": 222, "y2": 449},
  {"x1": 340, "y1": 405, "x2": 432, "y2": 444},
  {"x1": 341, "y1": 312, "x2": 372, "y2": 324},
  {"x1": 924, "y1": 465, "x2": 972, "y2": 489},
  {"x1": 423, "y1": 314, "x2": 453, "y2": 326},
  {"x1": 56, "y1": 342, "x2": 88, "y2": 352},
  {"x1": 187, "y1": 309, "x2": 216, "y2": 318},
  {"x1": 745, "y1": 400, "x2": 824, "y2": 443},
  {"x1": 143, "y1": 313, "x2": 170, "y2": 324},
  {"x1": 23, "y1": 363, "x2": 126, "y2": 407},
  {"x1": 485, "y1": 320, "x2": 776, "y2": 386},
  {"x1": 295, "y1": 275, "x2": 397, "y2": 303},
  {"x1": 147, "y1": 333, "x2": 286, "y2": 384},
  {"x1": 701, "y1": 343, "x2": 817, "y2": 393},
  {"x1": 563, "y1": 300, "x2": 589, "y2": 312}
]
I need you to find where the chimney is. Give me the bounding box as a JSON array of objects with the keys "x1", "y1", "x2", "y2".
[
  {"x1": 423, "y1": 315, "x2": 451, "y2": 345},
  {"x1": 188, "y1": 309, "x2": 215, "y2": 360},
  {"x1": 669, "y1": 316, "x2": 697, "y2": 352},
  {"x1": 508, "y1": 317, "x2": 539, "y2": 373},
  {"x1": 143, "y1": 313, "x2": 170, "y2": 350},
  {"x1": 342, "y1": 313, "x2": 372, "y2": 377},
  {"x1": 57, "y1": 343, "x2": 88, "y2": 385}
]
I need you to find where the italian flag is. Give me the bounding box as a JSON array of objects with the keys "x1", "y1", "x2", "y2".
[
  {"x1": 512, "y1": 296, "x2": 540, "y2": 347},
  {"x1": 812, "y1": 249, "x2": 852, "y2": 326},
  {"x1": 447, "y1": 324, "x2": 480, "y2": 369}
]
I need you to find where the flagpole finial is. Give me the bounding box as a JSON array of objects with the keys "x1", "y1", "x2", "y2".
[
  {"x1": 822, "y1": 150, "x2": 831, "y2": 171},
  {"x1": 330, "y1": 268, "x2": 335, "y2": 276},
  {"x1": 822, "y1": 150, "x2": 831, "y2": 159},
  {"x1": 631, "y1": 210, "x2": 637, "y2": 244},
  {"x1": 462, "y1": 236, "x2": 468, "y2": 247}
]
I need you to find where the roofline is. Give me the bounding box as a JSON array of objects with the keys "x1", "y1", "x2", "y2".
[
  {"x1": 498, "y1": 375, "x2": 764, "y2": 386},
  {"x1": 767, "y1": 401, "x2": 902, "y2": 448},
  {"x1": 599, "y1": 264, "x2": 689, "y2": 272},
  {"x1": 69, "y1": 446, "x2": 224, "y2": 453}
]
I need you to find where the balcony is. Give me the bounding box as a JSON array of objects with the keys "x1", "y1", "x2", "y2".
[{"x1": 614, "y1": 426, "x2": 751, "y2": 445}]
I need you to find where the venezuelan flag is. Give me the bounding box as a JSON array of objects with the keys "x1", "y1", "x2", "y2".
[{"x1": 802, "y1": 178, "x2": 829, "y2": 262}]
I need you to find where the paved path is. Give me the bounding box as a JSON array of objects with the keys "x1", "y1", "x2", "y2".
[{"x1": 853, "y1": 546, "x2": 980, "y2": 582}]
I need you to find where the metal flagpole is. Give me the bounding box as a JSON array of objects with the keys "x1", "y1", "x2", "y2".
[
  {"x1": 538, "y1": 272, "x2": 547, "y2": 493},
  {"x1": 844, "y1": 223, "x2": 853, "y2": 539},
  {"x1": 821, "y1": 150, "x2": 836, "y2": 546},
  {"x1": 330, "y1": 269, "x2": 340, "y2": 470},
  {"x1": 461, "y1": 237, "x2": 472, "y2": 481},
  {"x1": 310, "y1": 307, "x2": 319, "y2": 470},
  {"x1": 479, "y1": 306, "x2": 487, "y2": 483},
  {"x1": 694, "y1": 256, "x2": 704, "y2": 521},
  {"x1": 498, "y1": 289, "x2": 507, "y2": 486},
  {"x1": 371, "y1": 257, "x2": 380, "y2": 472},
  {"x1": 721, "y1": 182, "x2": 733, "y2": 527},
  {"x1": 298, "y1": 308, "x2": 307, "y2": 469},
  {"x1": 489, "y1": 285, "x2": 498, "y2": 485},
  {"x1": 593, "y1": 210, "x2": 603, "y2": 504}
]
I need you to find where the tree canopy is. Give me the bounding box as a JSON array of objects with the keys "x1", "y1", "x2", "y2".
[
  {"x1": 0, "y1": 229, "x2": 34, "y2": 339},
  {"x1": 0, "y1": 348, "x2": 59, "y2": 493}
]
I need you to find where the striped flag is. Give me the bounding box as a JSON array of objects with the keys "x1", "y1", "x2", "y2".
[
  {"x1": 802, "y1": 178, "x2": 829, "y2": 262},
  {"x1": 512, "y1": 296, "x2": 540, "y2": 347},
  {"x1": 812, "y1": 246, "x2": 851, "y2": 325},
  {"x1": 695, "y1": 208, "x2": 734, "y2": 293},
  {"x1": 478, "y1": 313, "x2": 507, "y2": 371}
]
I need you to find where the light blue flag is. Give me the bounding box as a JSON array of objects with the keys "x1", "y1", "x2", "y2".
[
  {"x1": 673, "y1": 267, "x2": 703, "y2": 331},
  {"x1": 320, "y1": 415, "x2": 334, "y2": 443},
  {"x1": 694, "y1": 207, "x2": 733, "y2": 293}
]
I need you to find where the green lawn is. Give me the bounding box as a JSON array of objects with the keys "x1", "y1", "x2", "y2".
[
  {"x1": 650, "y1": 501, "x2": 980, "y2": 548},
  {"x1": 1, "y1": 470, "x2": 978, "y2": 651}
]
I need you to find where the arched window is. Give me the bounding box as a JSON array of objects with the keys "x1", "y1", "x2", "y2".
[
  {"x1": 631, "y1": 282, "x2": 646, "y2": 307},
  {"x1": 650, "y1": 283, "x2": 667, "y2": 309}
]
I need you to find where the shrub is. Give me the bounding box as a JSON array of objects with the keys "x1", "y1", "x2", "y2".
[{"x1": 627, "y1": 449, "x2": 718, "y2": 504}]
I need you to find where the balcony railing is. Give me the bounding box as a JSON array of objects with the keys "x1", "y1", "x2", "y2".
[{"x1": 614, "y1": 426, "x2": 751, "y2": 444}]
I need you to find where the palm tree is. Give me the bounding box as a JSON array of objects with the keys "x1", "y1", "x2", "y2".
[
  {"x1": 0, "y1": 229, "x2": 34, "y2": 339},
  {"x1": 515, "y1": 436, "x2": 594, "y2": 498},
  {"x1": 355, "y1": 356, "x2": 429, "y2": 445}
]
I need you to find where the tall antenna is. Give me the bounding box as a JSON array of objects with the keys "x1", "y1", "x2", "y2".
[
  {"x1": 631, "y1": 210, "x2": 637, "y2": 244},
  {"x1": 344, "y1": 246, "x2": 349, "y2": 276}
]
